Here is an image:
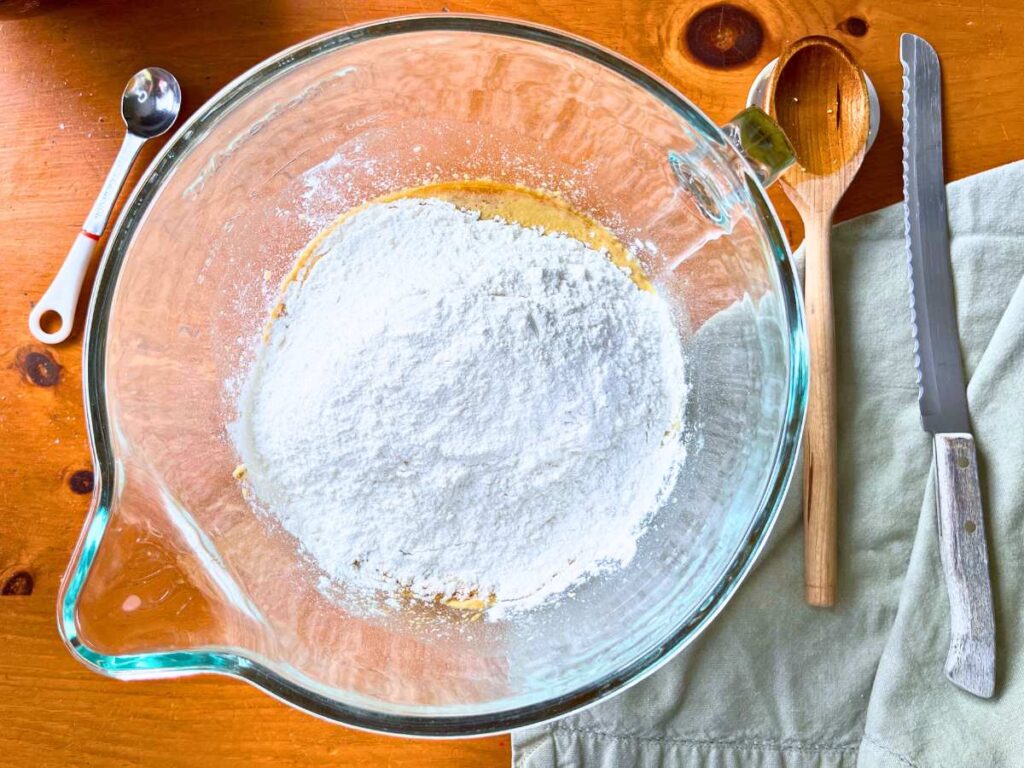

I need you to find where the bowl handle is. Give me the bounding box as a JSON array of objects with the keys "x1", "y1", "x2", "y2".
[{"x1": 721, "y1": 107, "x2": 796, "y2": 188}]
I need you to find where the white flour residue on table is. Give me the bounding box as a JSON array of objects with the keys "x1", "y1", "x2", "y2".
[{"x1": 232, "y1": 197, "x2": 687, "y2": 617}]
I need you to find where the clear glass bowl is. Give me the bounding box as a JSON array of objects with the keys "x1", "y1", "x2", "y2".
[{"x1": 60, "y1": 15, "x2": 807, "y2": 736}]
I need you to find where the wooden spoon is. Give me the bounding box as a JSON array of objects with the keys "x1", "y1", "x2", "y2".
[{"x1": 768, "y1": 36, "x2": 870, "y2": 607}]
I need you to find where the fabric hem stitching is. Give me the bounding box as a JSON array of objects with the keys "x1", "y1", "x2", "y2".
[{"x1": 549, "y1": 725, "x2": 860, "y2": 754}]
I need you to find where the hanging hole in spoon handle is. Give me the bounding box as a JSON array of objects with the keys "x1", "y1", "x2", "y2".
[{"x1": 28, "y1": 230, "x2": 100, "y2": 344}]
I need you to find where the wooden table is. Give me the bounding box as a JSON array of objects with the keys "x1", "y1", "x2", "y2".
[{"x1": 1, "y1": 0, "x2": 1020, "y2": 764}]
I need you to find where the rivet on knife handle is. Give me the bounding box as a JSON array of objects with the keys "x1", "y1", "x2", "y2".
[{"x1": 933, "y1": 434, "x2": 995, "y2": 698}]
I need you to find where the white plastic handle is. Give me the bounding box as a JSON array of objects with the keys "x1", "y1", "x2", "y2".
[
  {"x1": 29, "y1": 131, "x2": 146, "y2": 345},
  {"x1": 29, "y1": 232, "x2": 98, "y2": 344}
]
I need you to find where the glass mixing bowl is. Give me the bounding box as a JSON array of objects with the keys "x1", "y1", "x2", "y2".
[{"x1": 60, "y1": 15, "x2": 807, "y2": 735}]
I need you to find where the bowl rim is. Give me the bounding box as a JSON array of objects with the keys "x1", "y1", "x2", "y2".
[{"x1": 59, "y1": 13, "x2": 808, "y2": 737}]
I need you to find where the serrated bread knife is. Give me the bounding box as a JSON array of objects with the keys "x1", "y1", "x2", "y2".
[{"x1": 901, "y1": 32, "x2": 995, "y2": 699}]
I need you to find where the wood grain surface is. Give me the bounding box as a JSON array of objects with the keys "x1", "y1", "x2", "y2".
[{"x1": 1, "y1": 0, "x2": 1021, "y2": 765}]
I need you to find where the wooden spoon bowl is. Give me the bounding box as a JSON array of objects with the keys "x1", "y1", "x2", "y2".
[{"x1": 771, "y1": 37, "x2": 870, "y2": 200}]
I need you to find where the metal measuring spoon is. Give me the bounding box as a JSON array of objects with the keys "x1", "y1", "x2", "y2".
[{"x1": 29, "y1": 68, "x2": 181, "y2": 344}]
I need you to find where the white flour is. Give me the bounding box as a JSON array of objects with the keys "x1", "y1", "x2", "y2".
[{"x1": 233, "y1": 198, "x2": 687, "y2": 616}]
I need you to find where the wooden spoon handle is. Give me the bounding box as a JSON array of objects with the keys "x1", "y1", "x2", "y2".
[{"x1": 802, "y1": 214, "x2": 839, "y2": 607}]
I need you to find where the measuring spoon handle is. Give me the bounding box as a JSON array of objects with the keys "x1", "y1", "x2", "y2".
[{"x1": 29, "y1": 131, "x2": 146, "y2": 344}]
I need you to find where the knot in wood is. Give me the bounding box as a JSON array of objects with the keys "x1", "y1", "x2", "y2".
[{"x1": 685, "y1": 4, "x2": 764, "y2": 68}]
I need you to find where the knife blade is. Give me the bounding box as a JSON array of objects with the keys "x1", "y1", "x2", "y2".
[{"x1": 901, "y1": 32, "x2": 995, "y2": 699}]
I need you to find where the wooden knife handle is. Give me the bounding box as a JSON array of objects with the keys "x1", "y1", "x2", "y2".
[
  {"x1": 934, "y1": 433, "x2": 996, "y2": 698},
  {"x1": 802, "y1": 216, "x2": 838, "y2": 607}
]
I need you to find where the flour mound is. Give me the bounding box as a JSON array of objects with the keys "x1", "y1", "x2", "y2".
[{"x1": 234, "y1": 198, "x2": 686, "y2": 615}]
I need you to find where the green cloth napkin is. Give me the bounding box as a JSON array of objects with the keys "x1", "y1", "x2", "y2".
[{"x1": 514, "y1": 160, "x2": 1024, "y2": 768}]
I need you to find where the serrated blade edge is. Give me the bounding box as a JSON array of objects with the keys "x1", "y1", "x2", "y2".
[{"x1": 901, "y1": 48, "x2": 925, "y2": 408}]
